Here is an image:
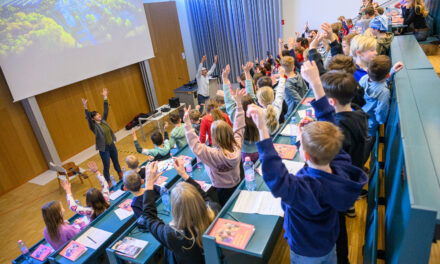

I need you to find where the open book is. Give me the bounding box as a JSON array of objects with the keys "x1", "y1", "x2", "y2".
[{"x1": 112, "y1": 237, "x2": 149, "y2": 259}]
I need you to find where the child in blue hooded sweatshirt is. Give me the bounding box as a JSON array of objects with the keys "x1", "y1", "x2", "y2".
[
  {"x1": 247, "y1": 60, "x2": 368, "y2": 263},
  {"x1": 360, "y1": 55, "x2": 404, "y2": 137}
]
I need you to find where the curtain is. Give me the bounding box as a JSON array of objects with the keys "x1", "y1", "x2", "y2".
[{"x1": 186, "y1": 0, "x2": 282, "y2": 80}]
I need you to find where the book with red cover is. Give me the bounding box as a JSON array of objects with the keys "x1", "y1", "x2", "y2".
[
  {"x1": 31, "y1": 244, "x2": 53, "y2": 261},
  {"x1": 118, "y1": 199, "x2": 133, "y2": 212},
  {"x1": 273, "y1": 143, "x2": 297, "y2": 160},
  {"x1": 209, "y1": 218, "x2": 255, "y2": 250},
  {"x1": 59, "y1": 241, "x2": 87, "y2": 261}
]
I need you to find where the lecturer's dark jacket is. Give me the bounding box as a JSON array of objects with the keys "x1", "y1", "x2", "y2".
[{"x1": 85, "y1": 99, "x2": 116, "y2": 152}]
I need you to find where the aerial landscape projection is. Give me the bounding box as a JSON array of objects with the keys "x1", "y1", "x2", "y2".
[{"x1": 0, "y1": 0, "x2": 148, "y2": 57}]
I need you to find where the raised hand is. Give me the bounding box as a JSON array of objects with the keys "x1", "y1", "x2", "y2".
[
  {"x1": 232, "y1": 88, "x2": 246, "y2": 107},
  {"x1": 81, "y1": 98, "x2": 88, "y2": 109},
  {"x1": 309, "y1": 31, "x2": 325, "y2": 50},
  {"x1": 222, "y1": 64, "x2": 231, "y2": 84},
  {"x1": 321, "y1": 22, "x2": 336, "y2": 42},
  {"x1": 246, "y1": 104, "x2": 266, "y2": 131},
  {"x1": 131, "y1": 128, "x2": 137, "y2": 141},
  {"x1": 145, "y1": 161, "x2": 164, "y2": 190},
  {"x1": 393, "y1": 62, "x2": 404, "y2": 73},
  {"x1": 102, "y1": 88, "x2": 108, "y2": 97},
  {"x1": 214, "y1": 55, "x2": 218, "y2": 63},
  {"x1": 301, "y1": 61, "x2": 325, "y2": 99},
  {"x1": 61, "y1": 180, "x2": 72, "y2": 194},
  {"x1": 288, "y1": 37, "x2": 296, "y2": 50},
  {"x1": 183, "y1": 105, "x2": 192, "y2": 124},
  {"x1": 172, "y1": 157, "x2": 189, "y2": 180},
  {"x1": 201, "y1": 55, "x2": 207, "y2": 63},
  {"x1": 278, "y1": 66, "x2": 286, "y2": 78},
  {"x1": 241, "y1": 62, "x2": 254, "y2": 73},
  {"x1": 164, "y1": 121, "x2": 169, "y2": 130},
  {"x1": 87, "y1": 161, "x2": 98, "y2": 173}
]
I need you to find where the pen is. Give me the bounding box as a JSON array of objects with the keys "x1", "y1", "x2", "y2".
[{"x1": 87, "y1": 236, "x2": 97, "y2": 244}]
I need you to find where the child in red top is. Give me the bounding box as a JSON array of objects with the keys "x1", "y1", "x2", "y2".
[{"x1": 199, "y1": 99, "x2": 232, "y2": 145}]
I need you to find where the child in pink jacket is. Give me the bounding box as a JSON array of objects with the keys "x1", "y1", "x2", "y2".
[{"x1": 183, "y1": 65, "x2": 246, "y2": 205}]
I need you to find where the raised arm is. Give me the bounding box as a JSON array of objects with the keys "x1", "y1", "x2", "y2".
[
  {"x1": 172, "y1": 158, "x2": 210, "y2": 201},
  {"x1": 82, "y1": 98, "x2": 95, "y2": 131},
  {"x1": 88, "y1": 161, "x2": 110, "y2": 200},
  {"x1": 322, "y1": 22, "x2": 343, "y2": 56},
  {"x1": 243, "y1": 62, "x2": 257, "y2": 101},
  {"x1": 301, "y1": 60, "x2": 336, "y2": 124},
  {"x1": 102, "y1": 88, "x2": 109, "y2": 121},
  {"x1": 62, "y1": 180, "x2": 93, "y2": 216},
  {"x1": 222, "y1": 64, "x2": 237, "y2": 122},
  {"x1": 272, "y1": 67, "x2": 286, "y2": 120},
  {"x1": 308, "y1": 32, "x2": 327, "y2": 76},
  {"x1": 207, "y1": 55, "x2": 218, "y2": 76},
  {"x1": 287, "y1": 37, "x2": 301, "y2": 70}
]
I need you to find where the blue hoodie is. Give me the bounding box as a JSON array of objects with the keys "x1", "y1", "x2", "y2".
[
  {"x1": 359, "y1": 75, "x2": 391, "y2": 136},
  {"x1": 256, "y1": 96, "x2": 368, "y2": 257}
]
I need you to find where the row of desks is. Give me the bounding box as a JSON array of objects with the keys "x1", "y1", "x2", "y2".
[{"x1": 14, "y1": 90, "x2": 314, "y2": 264}]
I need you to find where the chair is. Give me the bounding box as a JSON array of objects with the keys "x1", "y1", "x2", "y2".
[{"x1": 50, "y1": 162, "x2": 93, "y2": 192}]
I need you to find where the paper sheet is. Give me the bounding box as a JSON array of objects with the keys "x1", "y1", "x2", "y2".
[
  {"x1": 75, "y1": 227, "x2": 112, "y2": 250},
  {"x1": 109, "y1": 189, "x2": 125, "y2": 201},
  {"x1": 280, "y1": 124, "x2": 299, "y2": 137},
  {"x1": 232, "y1": 191, "x2": 284, "y2": 217},
  {"x1": 281, "y1": 160, "x2": 305, "y2": 175},
  {"x1": 114, "y1": 208, "x2": 134, "y2": 220}
]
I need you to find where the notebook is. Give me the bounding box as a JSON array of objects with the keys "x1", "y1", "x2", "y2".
[
  {"x1": 112, "y1": 237, "x2": 149, "y2": 259},
  {"x1": 118, "y1": 199, "x2": 133, "y2": 212},
  {"x1": 209, "y1": 218, "x2": 255, "y2": 250},
  {"x1": 273, "y1": 143, "x2": 297, "y2": 160},
  {"x1": 59, "y1": 241, "x2": 87, "y2": 261}
]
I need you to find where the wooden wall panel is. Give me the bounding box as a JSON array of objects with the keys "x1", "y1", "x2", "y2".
[
  {"x1": 144, "y1": 2, "x2": 190, "y2": 106},
  {"x1": 36, "y1": 63, "x2": 150, "y2": 161},
  {"x1": 0, "y1": 73, "x2": 48, "y2": 195}
]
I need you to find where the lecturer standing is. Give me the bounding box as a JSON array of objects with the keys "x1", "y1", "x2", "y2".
[
  {"x1": 82, "y1": 88, "x2": 122, "y2": 187},
  {"x1": 196, "y1": 55, "x2": 217, "y2": 113}
]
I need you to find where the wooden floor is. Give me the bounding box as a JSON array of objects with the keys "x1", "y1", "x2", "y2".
[{"x1": 2, "y1": 53, "x2": 440, "y2": 263}]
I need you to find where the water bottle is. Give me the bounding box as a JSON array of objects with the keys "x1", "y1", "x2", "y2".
[
  {"x1": 243, "y1": 157, "x2": 256, "y2": 191},
  {"x1": 290, "y1": 117, "x2": 297, "y2": 145},
  {"x1": 185, "y1": 161, "x2": 193, "y2": 177},
  {"x1": 160, "y1": 187, "x2": 171, "y2": 212},
  {"x1": 110, "y1": 175, "x2": 117, "y2": 186},
  {"x1": 18, "y1": 240, "x2": 32, "y2": 263}
]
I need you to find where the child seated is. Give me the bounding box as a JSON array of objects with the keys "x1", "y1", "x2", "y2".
[
  {"x1": 189, "y1": 109, "x2": 201, "y2": 135},
  {"x1": 123, "y1": 170, "x2": 147, "y2": 219},
  {"x1": 164, "y1": 113, "x2": 187, "y2": 151},
  {"x1": 42, "y1": 201, "x2": 80, "y2": 250},
  {"x1": 360, "y1": 55, "x2": 404, "y2": 137},
  {"x1": 141, "y1": 159, "x2": 216, "y2": 263},
  {"x1": 247, "y1": 61, "x2": 367, "y2": 263},
  {"x1": 132, "y1": 128, "x2": 171, "y2": 161},
  {"x1": 61, "y1": 161, "x2": 110, "y2": 221}
]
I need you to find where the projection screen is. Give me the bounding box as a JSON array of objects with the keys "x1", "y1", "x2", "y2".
[{"x1": 0, "y1": 0, "x2": 154, "y2": 101}]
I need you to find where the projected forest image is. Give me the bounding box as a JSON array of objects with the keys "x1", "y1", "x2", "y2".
[{"x1": 0, "y1": 0, "x2": 147, "y2": 57}]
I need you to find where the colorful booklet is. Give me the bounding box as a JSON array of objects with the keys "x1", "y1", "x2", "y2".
[
  {"x1": 273, "y1": 143, "x2": 297, "y2": 160},
  {"x1": 31, "y1": 244, "x2": 53, "y2": 261},
  {"x1": 118, "y1": 199, "x2": 133, "y2": 212},
  {"x1": 157, "y1": 156, "x2": 193, "y2": 172},
  {"x1": 59, "y1": 241, "x2": 87, "y2": 261},
  {"x1": 112, "y1": 237, "x2": 149, "y2": 259},
  {"x1": 209, "y1": 218, "x2": 255, "y2": 250}
]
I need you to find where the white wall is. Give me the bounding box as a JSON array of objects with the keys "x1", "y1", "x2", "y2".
[
  {"x1": 281, "y1": 0, "x2": 361, "y2": 41},
  {"x1": 143, "y1": 0, "x2": 197, "y2": 79}
]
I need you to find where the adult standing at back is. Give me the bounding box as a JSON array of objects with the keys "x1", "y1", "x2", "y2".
[
  {"x1": 196, "y1": 54, "x2": 218, "y2": 113},
  {"x1": 82, "y1": 88, "x2": 122, "y2": 187}
]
